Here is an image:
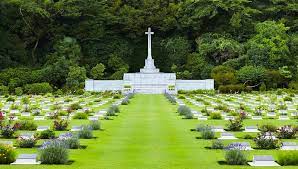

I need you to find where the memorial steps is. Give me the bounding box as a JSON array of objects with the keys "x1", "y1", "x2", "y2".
[{"x1": 133, "y1": 84, "x2": 167, "y2": 94}]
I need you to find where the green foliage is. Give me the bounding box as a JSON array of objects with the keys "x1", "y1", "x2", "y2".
[
  {"x1": 89, "y1": 120, "x2": 101, "y2": 130},
  {"x1": 211, "y1": 140, "x2": 224, "y2": 149},
  {"x1": 259, "y1": 124, "x2": 277, "y2": 133},
  {"x1": 0, "y1": 144, "x2": 17, "y2": 164},
  {"x1": 18, "y1": 120, "x2": 37, "y2": 131},
  {"x1": 0, "y1": 85, "x2": 9, "y2": 95},
  {"x1": 24, "y1": 83, "x2": 53, "y2": 94},
  {"x1": 210, "y1": 112, "x2": 222, "y2": 120},
  {"x1": 226, "y1": 118, "x2": 243, "y2": 131},
  {"x1": 78, "y1": 125, "x2": 93, "y2": 139},
  {"x1": 254, "y1": 132, "x2": 280, "y2": 149},
  {"x1": 91, "y1": 63, "x2": 105, "y2": 79},
  {"x1": 277, "y1": 151, "x2": 298, "y2": 166},
  {"x1": 38, "y1": 130, "x2": 55, "y2": 139},
  {"x1": 73, "y1": 113, "x2": 88, "y2": 120},
  {"x1": 236, "y1": 66, "x2": 266, "y2": 85},
  {"x1": 16, "y1": 136, "x2": 37, "y2": 148},
  {"x1": 66, "y1": 66, "x2": 87, "y2": 90},
  {"x1": 14, "y1": 87, "x2": 23, "y2": 96},
  {"x1": 70, "y1": 103, "x2": 82, "y2": 110},
  {"x1": 225, "y1": 149, "x2": 247, "y2": 165},
  {"x1": 201, "y1": 128, "x2": 215, "y2": 139},
  {"x1": 211, "y1": 66, "x2": 237, "y2": 86},
  {"x1": 39, "y1": 141, "x2": 69, "y2": 164}
]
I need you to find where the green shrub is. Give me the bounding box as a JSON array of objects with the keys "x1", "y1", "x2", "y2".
[
  {"x1": 15, "y1": 87, "x2": 23, "y2": 96},
  {"x1": 254, "y1": 132, "x2": 280, "y2": 149},
  {"x1": 78, "y1": 126, "x2": 93, "y2": 139},
  {"x1": 70, "y1": 103, "x2": 82, "y2": 110},
  {"x1": 73, "y1": 113, "x2": 88, "y2": 119},
  {"x1": 259, "y1": 124, "x2": 277, "y2": 132},
  {"x1": 277, "y1": 151, "x2": 298, "y2": 166},
  {"x1": 276, "y1": 125, "x2": 296, "y2": 139},
  {"x1": 89, "y1": 120, "x2": 101, "y2": 130},
  {"x1": 16, "y1": 136, "x2": 37, "y2": 148},
  {"x1": 24, "y1": 83, "x2": 53, "y2": 94},
  {"x1": 211, "y1": 140, "x2": 224, "y2": 149},
  {"x1": 196, "y1": 124, "x2": 210, "y2": 132},
  {"x1": 210, "y1": 112, "x2": 222, "y2": 119},
  {"x1": 113, "y1": 94, "x2": 121, "y2": 99},
  {"x1": 184, "y1": 111, "x2": 193, "y2": 119},
  {"x1": 109, "y1": 105, "x2": 120, "y2": 113},
  {"x1": 201, "y1": 128, "x2": 215, "y2": 139},
  {"x1": 6, "y1": 96, "x2": 15, "y2": 102},
  {"x1": 18, "y1": 120, "x2": 37, "y2": 131},
  {"x1": 225, "y1": 149, "x2": 247, "y2": 165},
  {"x1": 283, "y1": 96, "x2": 293, "y2": 102},
  {"x1": 53, "y1": 119, "x2": 69, "y2": 131},
  {"x1": 39, "y1": 130, "x2": 55, "y2": 139},
  {"x1": 0, "y1": 85, "x2": 9, "y2": 95},
  {"x1": 226, "y1": 118, "x2": 243, "y2": 131},
  {"x1": 178, "y1": 95, "x2": 186, "y2": 99},
  {"x1": 0, "y1": 144, "x2": 17, "y2": 164},
  {"x1": 218, "y1": 84, "x2": 246, "y2": 93},
  {"x1": 39, "y1": 140, "x2": 68, "y2": 164},
  {"x1": 243, "y1": 134, "x2": 254, "y2": 139},
  {"x1": 177, "y1": 105, "x2": 191, "y2": 116},
  {"x1": 121, "y1": 99, "x2": 129, "y2": 105}
]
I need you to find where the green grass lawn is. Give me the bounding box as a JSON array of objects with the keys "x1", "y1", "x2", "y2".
[{"x1": 1, "y1": 94, "x2": 297, "y2": 169}]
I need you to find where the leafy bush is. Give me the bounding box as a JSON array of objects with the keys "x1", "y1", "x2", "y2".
[
  {"x1": 211, "y1": 140, "x2": 224, "y2": 149},
  {"x1": 177, "y1": 105, "x2": 191, "y2": 116},
  {"x1": 0, "y1": 144, "x2": 17, "y2": 164},
  {"x1": 6, "y1": 96, "x2": 15, "y2": 102},
  {"x1": 178, "y1": 95, "x2": 185, "y2": 99},
  {"x1": 113, "y1": 94, "x2": 121, "y2": 99},
  {"x1": 201, "y1": 128, "x2": 215, "y2": 139},
  {"x1": 283, "y1": 96, "x2": 293, "y2": 102},
  {"x1": 58, "y1": 133, "x2": 80, "y2": 149},
  {"x1": 0, "y1": 85, "x2": 9, "y2": 95},
  {"x1": 218, "y1": 84, "x2": 247, "y2": 93},
  {"x1": 53, "y1": 119, "x2": 68, "y2": 131},
  {"x1": 78, "y1": 126, "x2": 93, "y2": 139},
  {"x1": 18, "y1": 120, "x2": 37, "y2": 131},
  {"x1": 109, "y1": 105, "x2": 120, "y2": 114},
  {"x1": 276, "y1": 125, "x2": 296, "y2": 139},
  {"x1": 259, "y1": 124, "x2": 277, "y2": 132},
  {"x1": 25, "y1": 83, "x2": 53, "y2": 94},
  {"x1": 1, "y1": 122, "x2": 20, "y2": 138},
  {"x1": 210, "y1": 112, "x2": 222, "y2": 119},
  {"x1": 243, "y1": 134, "x2": 254, "y2": 139},
  {"x1": 226, "y1": 118, "x2": 243, "y2": 131},
  {"x1": 73, "y1": 113, "x2": 88, "y2": 119},
  {"x1": 39, "y1": 140, "x2": 68, "y2": 164},
  {"x1": 184, "y1": 111, "x2": 194, "y2": 119},
  {"x1": 70, "y1": 103, "x2": 82, "y2": 110},
  {"x1": 89, "y1": 120, "x2": 101, "y2": 130},
  {"x1": 196, "y1": 124, "x2": 210, "y2": 132},
  {"x1": 254, "y1": 132, "x2": 280, "y2": 149},
  {"x1": 16, "y1": 136, "x2": 37, "y2": 148},
  {"x1": 39, "y1": 130, "x2": 55, "y2": 139},
  {"x1": 277, "y1": 151, "x2": 298, "y2": 166},
  {"x1": 121, "y1": 98, "x2": 130, "y2": 105},
  {"x1": 15, "y1": 87, "x2": 23, "y2": 96},
  {"x1": 225, "y1": 149, "x2": 247, "y2": 165}
]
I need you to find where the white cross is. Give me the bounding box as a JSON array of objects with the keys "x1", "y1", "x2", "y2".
[{"x1": 145, "y1": 27, "x2": 154, "y2": 59}]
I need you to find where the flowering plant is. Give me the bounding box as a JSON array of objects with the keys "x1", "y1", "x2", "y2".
[
  {"x1": 0, "y1": 114, "x2": 20, "y2": 138},
  {"x1": 16, "y1": 135, "x2": 37, "y2": 148},
  {"x1": 276, "y1": 125, "x2": 296, "y2": 139}
]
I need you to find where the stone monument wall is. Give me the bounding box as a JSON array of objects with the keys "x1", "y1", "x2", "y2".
[
  {"x1": 85, "y1": 79, "x2": 123, "y2": 92},
  {"x1": 176, "y1": 79, "x2": 214, "y2": 91}
]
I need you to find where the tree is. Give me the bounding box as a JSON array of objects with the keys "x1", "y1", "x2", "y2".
[
  {"x1": 197, "y1": 33, "x2": 243, "y2": 65},
  {"x1": 161, "y1": 36, "x2": 191, "y2": 66},
  {"x1": 211, "y1": 66, "x2": 237, "y2": 86},
  {"x1": 236, "y1": 66, "x2": 266, "y2": 86},
  {"x1": 246, "y1": 21, "x2": 292, "y2": 69},
  {"x1": 91, "y1": 63, "x2": 105, "y2": 80},
  {"x1": 66, "y1": 66, "x2": 87, "y2": 90}
]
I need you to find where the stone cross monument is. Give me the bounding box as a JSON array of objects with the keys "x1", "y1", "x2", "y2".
[{"x1": 140, "y1": 27, "x2": 160, "y2": 73}]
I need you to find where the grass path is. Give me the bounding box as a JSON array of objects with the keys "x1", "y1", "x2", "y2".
[{"x1": 2, "y1": 95, "x2": 296, "y2": 169}]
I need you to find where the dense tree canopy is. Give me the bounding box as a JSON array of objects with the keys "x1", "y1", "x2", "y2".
[{"x1": 0, "y1": 0, "x2": 297, "y2": 92}]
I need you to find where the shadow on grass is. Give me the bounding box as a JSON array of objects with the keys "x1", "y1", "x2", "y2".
[{"x1": 79, "y1": 145, "x2": 88, "y2": 149}]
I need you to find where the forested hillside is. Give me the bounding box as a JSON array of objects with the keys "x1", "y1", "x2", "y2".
[{"x1": 0, "y1": 0, "x2": 297, "y2": 93}]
